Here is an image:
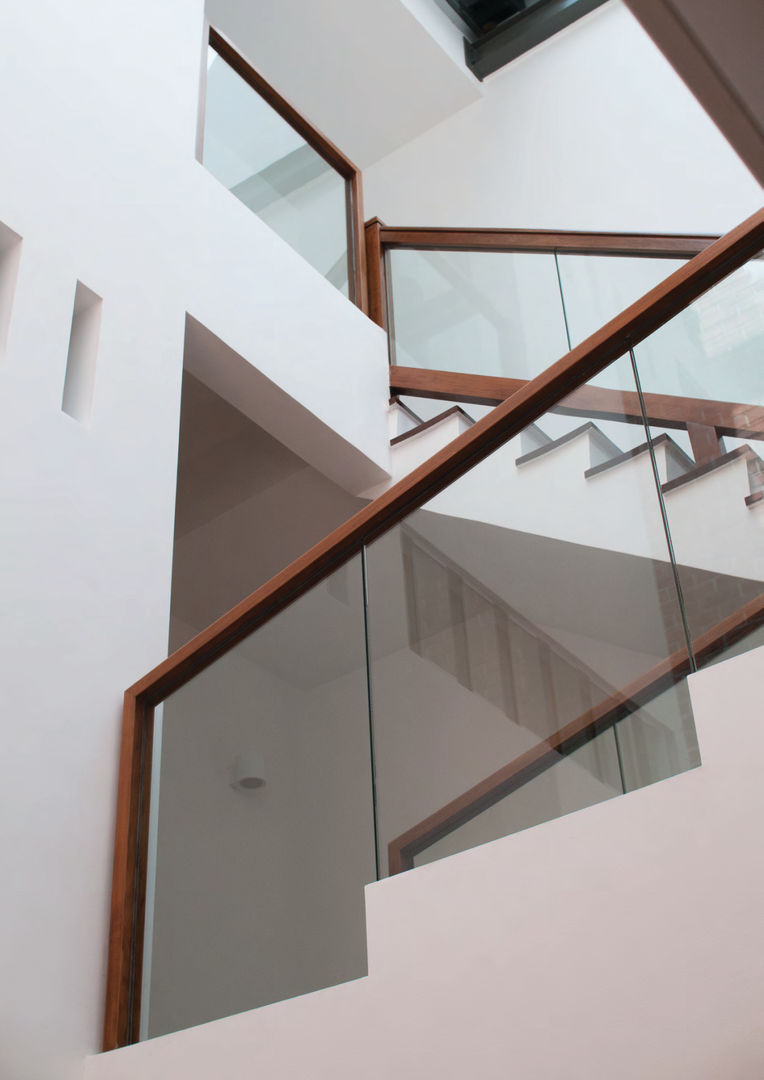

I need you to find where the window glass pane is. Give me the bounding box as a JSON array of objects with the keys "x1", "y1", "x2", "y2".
[
  {"x1": 449, "y1": 0, "x2": 548, "y2": 34},
  {"x1": 204, "y1": 48, "x2": 349, "y2": 295}
]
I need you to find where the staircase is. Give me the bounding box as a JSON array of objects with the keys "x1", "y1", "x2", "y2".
[{"x1": 99, "y1": 209, "x2": 764, "y2": 1056}]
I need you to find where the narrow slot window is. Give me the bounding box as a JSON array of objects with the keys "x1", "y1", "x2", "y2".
[
  {"x1": 62, "y1": 281, "x2": 102, "y2": 423},
  {"x1": 0, "y1": 221, "x2": 22, "y2": 361}
]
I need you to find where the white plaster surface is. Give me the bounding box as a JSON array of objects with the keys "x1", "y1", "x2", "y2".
[
  {"x1": 84, "y1": 644, "x2": 764, "y2": 1079},
  {"x1": 0, "y1": 3, "x2": 387, "y2": 1079},
  {"x1": 364, "y1": 2, "x2": 763, "y2": 233},
  {"x1": 205, "y1": 0, "x2": 482, "y2": 169}
]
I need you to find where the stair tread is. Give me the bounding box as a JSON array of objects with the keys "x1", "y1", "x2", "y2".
[
  {"x1": 584, "y1": 432, "x2": 694, "y2": 480},
  {"x1": 516, "y1": 421, "x2": 620, "y2": 467},
  {"x1": 662, "y1": 443, "x2": 763, "y2": 495},
  {"x1": 390, "y1": 405, "x2": 475, "y2": 446}
]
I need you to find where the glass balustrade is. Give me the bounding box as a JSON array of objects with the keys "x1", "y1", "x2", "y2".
[
  {"x1": 386, "y1": 246, "x2": 696, "y2": 383},
  {"x1": 630, "y1": 254, "x2": 764, "y2": 668},
  {"x1": 387, "y1": 248, "x2": 569, "y2": 378},
  {"x1": 134, "y1": 246, "x2": 762, "y2": 1041},
  {"x1": 365, "y1": 353, "x2": 700, "y2": 874},
  {"x1": 203, "y1": 43, "x2": 352, "y2": 296},
  {"x1": 140, "y1": 556, "x2": 375, "y2": 1039}
]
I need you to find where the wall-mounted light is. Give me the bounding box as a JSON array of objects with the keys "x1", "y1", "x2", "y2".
[{"x1": 231, "y1": 752, "x2": 266, "y2": 791}]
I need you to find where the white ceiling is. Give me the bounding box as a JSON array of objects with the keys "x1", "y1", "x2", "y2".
[{"x1": 205, "y1": 0, "x2": 483, "y2": 168}]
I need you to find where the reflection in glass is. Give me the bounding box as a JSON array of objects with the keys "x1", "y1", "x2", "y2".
[
  {"x1": 203, "y1": 48, "x2": 350, "y2": 294},
  {"x1": 413, "y1": 727, "x2": 623, "y2": 868},
  {"x1": 616, "y1": 681, "x2": 700, "y2": 791},
  {"x1": 142, "y1": 557, "x2": 375, "y2": 1039},
  {"x1": 365, "y1": 355, "x2": 700, "y2": 874}
]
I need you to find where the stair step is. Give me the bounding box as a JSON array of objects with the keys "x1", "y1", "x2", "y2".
[
  {"x1": 519, "y1": 422, "x2": 552, "y2": 457},
  {"x1": 390, "y1": 405, "x2": 475, "y2": 446},
  {"x1": 661, "y1": 444, "x2": 764, "y2": 505},
  {"x1": 585, "y1": 433, "x2": 694, "y2": 483},
  {"x1": 388, "y1": 396, "x2": 424, "y2": 439},
  {"x1": 516, "y1": 421, "x2": 621, "y2": 470}
]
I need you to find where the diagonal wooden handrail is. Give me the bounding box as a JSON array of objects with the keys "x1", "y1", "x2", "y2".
[
  {"x1": 129, "y1": 208, "x2": 764, "y2": 706},
  {"x1": 103, "y1": 207, "x2": 764, "y2": 1051},
  {"x1": 388, "y1": 591, "x2": 764, "y2": 874}
]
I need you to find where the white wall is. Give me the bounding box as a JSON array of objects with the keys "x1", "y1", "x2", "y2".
[
  {"x1": 0, "y1": 2, "x2": 389, "y2": 1078},
  {"x1": 84, "y1": 642, "x2": 764, "y2": 1079},
  {"x1": 364, "y1": 2, "x2": 762, "y2": 233},
  {"x1": 205, "y1": 0, "x2": 482, "y2": 169}
]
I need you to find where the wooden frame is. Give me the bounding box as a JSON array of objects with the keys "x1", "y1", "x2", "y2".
[
  {"x1": 388, "y1": 592, "x2": 764, "y2": 873},
  {"x1": 207, "y1": 28, "x2": 367, "y2": 311},
  {"x1": 368, "y1": 222, "x2": 715, "y2": 255},
  {"x1": 367, "y1": 219, "x2": 721, "y2": 332},
  {"x1": 389, "y1": 366, "x2": 764, "y2": 464},
  {"x1": 364, "y1": 219, "x2": 716, "y2": 331},
  {"x1": 103, "y1": 208, "x2": 764, "y2": 1051}
]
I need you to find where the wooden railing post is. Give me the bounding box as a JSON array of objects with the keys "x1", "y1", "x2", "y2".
[
  {"x1": 364, "y1": 217, "x2": 387, "y2": 330},
  {"x1": 686, "y1": 421, "x2": 723, "y2": 464}
]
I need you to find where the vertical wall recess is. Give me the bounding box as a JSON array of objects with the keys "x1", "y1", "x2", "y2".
[
  {"x1": 0, "y1": 221, "x2": 23, "y2": 361},
  {"x1": 62, "y1": 281, "x2": 102, "y2": 423}
]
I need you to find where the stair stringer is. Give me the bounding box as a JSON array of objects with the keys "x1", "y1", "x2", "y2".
[{"x1": 85, "y1": 643, "x2": 764, "y2": 1080}]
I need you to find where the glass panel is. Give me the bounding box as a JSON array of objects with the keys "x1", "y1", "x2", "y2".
[
  {"x1": 203, "y1": 47, "x2": 350, "y2": 295},
  {"x1": 387, "y1": 248, "x2": 569, "y2": 379},
  {"x1": 557, "y1": 254, "x2": 686, "y2": 349},
  {"x1": 413, "y1": 727, "x2": 623, "y2": 868},
  {"x1": 365, "y1": 355, "x2": 700, "y2": 875},
  {"x1": 556, "y1": 253, "x2": 687, "y2": 393},
  {"x1": 142, "y1": 557, "x2": 375, "y2": 1039},
  {"x1": 632, "y1": 255, "x2": 764, "y2": 669},
  {"x1": 615, "y1": 681, "x2": 700, "y2": 791}
]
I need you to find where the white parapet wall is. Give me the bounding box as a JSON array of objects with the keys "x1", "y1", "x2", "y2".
[
  {"x1": 0, "y1": 2, "x2": 389, "y2": 1079},
  {"x1": 84, "y1": 642, "x2": 764, "y2": 1079}
]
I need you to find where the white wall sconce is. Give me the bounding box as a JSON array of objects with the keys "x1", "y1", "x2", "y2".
[{"x1": 231, "y1": 752, "x2": 266, "y2": 791}]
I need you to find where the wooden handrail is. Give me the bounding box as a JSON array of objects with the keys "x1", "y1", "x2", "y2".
[
  {"x1": 103, "y1": 207, "x2": 764, "y2": 1050},
  {"x1": 364, "y1": 219, "x2": 717, "y2": 331},
  {"x1": 388, "y1": 591, "x2": 764, "y2": 874},
  {"x1": 366, "y1": 219, "x2": 715, "y2": 256},
  {"x1": 389, "y1": 366, "x2": 764, "y2": 451}
]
